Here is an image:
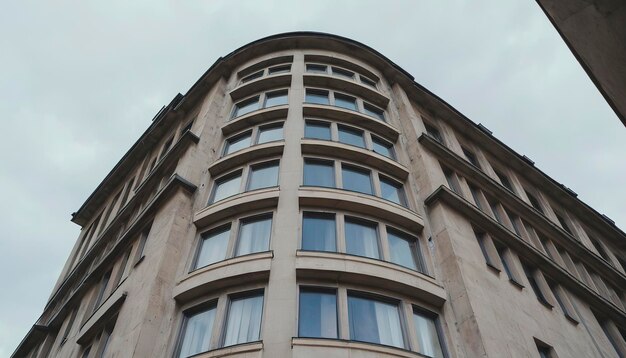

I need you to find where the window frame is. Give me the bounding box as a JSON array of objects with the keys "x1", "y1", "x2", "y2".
[
  {"x1": 230, "y1": 89, "x2": 289, "y2": 119},
  {"x1": 304, "y1": 87, "x2": 387, "y2": 122},
  {"x1": 208, "y1": 159, "x2": 281, "y2": 205}
]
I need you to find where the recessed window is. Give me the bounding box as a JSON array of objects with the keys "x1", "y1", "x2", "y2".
[
  {"x1": 194, "y1": 225, "x2": 230, "y2": 269},
  {"x1": 555, "y1": 213, "x2": 574, "y2": 236},
  {"x1": 235, "y1": 215, "x2": 272, "y2": 256},
  {"x1": 468, "y1": 184, "x2": 484, "y2": 210},
  {"x1": 306, "y1": 64, "x2": 328, "y2": 74},
  {"x1": 224, "y1": 131, "x2": 252, "y2": 155},
  {"x1": 371, "y1": 136, "x2": 395, "y2": 159},
  {"x1": 337, "y1": 125, "x2": 365, "y2": 148},
  {"x1": 342, "y1": 165, "x2": 373, "y2": 195},
  {"x1": 495, "y1": 243, "x2": 515, "y2": 281},
  {"x1": 443, "y1": 167, "x2": 462, "y2": 195},
  {"x1": 424, "y1": 123, "x2": 443, "y2": 143},
  {"x1": 305, "y1": 89, "x2": 330, "y2": 105},
  {"x1": 232, "y1": 96, "x2": 260, "y2": 118},
  {"x1": 525, "y1": 190, "x2": 544, "y2": 214},
  {"x1": 93, "y1": 270, "x2": 112, "y2": 312},
  {"x1": 264, "y1": 90, "x2": 288, "y2": 108},
  {"x1": 387, "y1": 229, "x2": 424, "y2": 272},
  {"x1": 535, "y1": 341, "x2": 555, "y2": 358},
  {"x1": 348, "y1": 293, "x2": 404, "y2": 348},
  {"x1": 223, "y1": 292, "x2": 264, "y2": 346},
  {"x1": 345, "y1": 218, "x2": 380, "y2": 259},
  {"x1": 178, "y1": 304, "x2": 217, "y2": 357},
  {"x1": 363, "y1": 103, "x2": 385, "y2": 121},
  {"x1": 359, "y1": 75, "x2": 377, "y2": 88},
  {"x1": 241, "y1": 70, "x2": 264, "y2": 84},
  {"x1": 522, "y1": 262, "x2": 551, "y2": 306},
  {"x1": 494, "y1": 169, "x2": 515, "y2": 193},
  {"x1": 247, "y1": 161, "x2": 279, "y2": 191},
  {"x1": 462, "y1": 147, "x2": 481, "y2": 169},
  {"x1": 268, "y1": 64, "x2": 291, "y2": 75},
  {"x1": 332, "y1": 67, "x2": 355, "y2": 79},
  {"x1": 303, "y1": 159, "x2": 335, "y2": 188},
  {"x1": 304, "y1": 120, "x2": 331, "y2": 140},
  {"x1": 302, "y1": 212, "x2": 336, "y2": 252},
  {"x1": 379, "y1": 176, "x2": 406, "y2": 206},
  {"x1": 413, "y1": 308, "x2": 446, "y2": 358},
  {"x1": 210, "y1": 172, "x2": 242, "y2": 204},
  {"x1": 257, "y1": 123, "x2": 283, "y2": 144},
  {"x1": 334, "y1": 93, "x2": 358, "y2": 111},
  {"x1": 298, "y1": 288, "x2": 338, "y2": 339}
]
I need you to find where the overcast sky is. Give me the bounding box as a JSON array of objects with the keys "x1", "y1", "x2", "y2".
[{"x1": 1, "y1": 1, "x2": 624, "y2": 356}]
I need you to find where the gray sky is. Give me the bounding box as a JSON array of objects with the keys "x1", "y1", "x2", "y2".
[{"x1": 1, "y1": 1, "x2": 624, "y2": 356}]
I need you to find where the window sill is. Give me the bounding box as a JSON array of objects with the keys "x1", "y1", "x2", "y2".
[
  {"x1": 222, "y1": 106, "x2": 288, "y2": 135},
  {"x1": 509, "y1": 278, "x2": 525, "y2": 290},
  {"x1": 194, "y1": 187, "x2": 280, "y2": 228},
  {"x1": 187, "y1": 341, "x2": 263, "y2": 358},
  {"x1": 77, "y1": 290, "x2": 126, "y2": 345},
  {"x1": 209, "y1": 141, "x2": 284, "y2": 176},
  {"x1": 292, "y1": 337, "x2": 425, "y2": 358}
]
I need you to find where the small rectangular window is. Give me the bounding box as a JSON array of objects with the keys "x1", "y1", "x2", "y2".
[
  {"x1": 268, "y1": 64, "x2": 291, "y2": 75},
  {"x1": 348, "y1": 293, "x2": 404, "y2": 348},
  {"x1": 224, "y1": 131, "x2": 252, "y2": 156},
  {"x1": 342, "y1": 165, "x2": 373, "y2": 195},
  {"x1": 505, "y1": 209, "x2": 523, "y2": 237},
  {"x1": 177, "y1": 304, "x2": 217, "y2": 357},
  {"x1": 257, "y1": 123, "x2": 283, "y2": 144},
  {"x1": 241, "y1": 70, "x2": 264, "y2": 84},
  {"x1": 371, "y1": 136, "x2": 395, "y2": 159},
  {"x1": 337, "y1": 125, "x2": 365, "y2": 147},
  {"x1": 443, "y1": 167, "x2": 461, "y2": 194},
  {"x1": 235, "y1": 215, "x2": 272, "y2": 256},
  {"x1": 387, "y1": 229, "x2": 425, "y2": 272},
  {"x1": 247, "y1": 161, "x2": 279, "y2": 191},
  {"x1": 468, "y1": 184, "x2": 483, "y2": 210},
  {"x1": 210, "y1": 171, "x2": 242, "y2": 204},
  {"x1": 363, "y1": 103, "x2": 385, "y2": 121},
  {"x1": 334, "y1": 93, "x2": 358, "y2": 111},
  {"x1": 345, "y1": 217, "x2": 380, "y2": 259},
  {"x1": 298, "y1": 288, "x2": 338, "y2": 339},
  {"x1": 522, "y1": 263, "x2": 550, "y2": 306},
  {"x1": 413, "y1": 308, "x2": 446, "y2": 358},
  {"x1": 555, "y1": 213, "x2": 573, "y2": 236},
  {"x1": 589, "y1": 237, "x2": 611, "y2": 263},
  {"x1": 331, "y1": 67, "x2": 355, "y2": 79},
  {"x1": 359, "y1": 75, "x2": 377, "y2": 88},
  {"x1": 93, "y1": 270, "x2": 112, "y2": 311},
  {"x1": 194, "y1": 225, "x2": 231, "y2": 270},
  {"x1": 305, "y1": 89, "x2": 330, "y2": 105},
  {"x1": 495, "y1": 243, "x2": 515, "y2": 282},
  {"x1": 232, "y1": 96, "x2": 260, "y2": 118},
  {"x1": 306, "y1": 64, "x2": 328, "y2": 74},
  {"x1": 494, "y1": 169, "x2": 515, "y2": 193},
  {"x1": 525, "y1": 190, "x2": 544, "y2": 214},
  {"x1": 264, "y1": 90, "x2": 288, "y2": 108},
  {"x1": 304, "y1": 120, "x2": 331, "y2": 140},
  {"x1": 462, "y1": 147, "x2": 481, "y2": 169},
  {"x1": 379, "y1": 176, "x2": 406, "y2": 206},
  {"x1": 475, "y1": 231, "x2": 497, "y2": 269},
  {"x1": 302, "y1": 212, "x2": 336, "y2": 252},
  {"x1": 223, "y1": 292, "x2": 264, "y2": 346},
  {"x1": 535, "y1": 341, "x2": 554, "y2": 358},
  {"x1": 303, "y1": 159, "x2": 335, "y2": 188},
  {"x1": 424, "y1": 123, "x2": 443, "y2": 143}
]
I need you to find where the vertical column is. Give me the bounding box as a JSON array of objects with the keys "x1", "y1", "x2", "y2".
[{"x1": 261, "y1": 52, "x2": 305, "y2": 357}]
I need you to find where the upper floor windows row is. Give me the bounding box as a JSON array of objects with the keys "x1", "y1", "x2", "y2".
[
  {"x1": 222, "y1": 121, "x2": 284, "y2": 157},
  {"x1": 305, "y1": 63, "x2": 378, "y2": 89},
  {"x1": 209, "y1": 160, "x2": 280, "y2": 204},
  {"x1": 231, "y1": 89, "x2": 288, "y2": 119},
  {"x1": 240, "y1": 63, "x2": 291, "y2": 84},
  {"x1": 305, "y1": 88, "x2": 386, "y2": 121}
]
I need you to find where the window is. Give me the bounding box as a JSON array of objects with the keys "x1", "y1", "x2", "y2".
[
  {"x1": 257, "y1": 123, "x2": 283, "y2": 144},
  {"x1": 342, "y1": 165, "x2": 372, "y2": 195},
  {"x1": 505, "y1": 209, "x2": 523, "y2": 237},
  {"x1": 348, "y1": 293, "x2": 404, "y2": 348},
  {"x1": 443, "y1": 168, "x2": 462, "y2": 194},
  {"x1": 555, "y1": 213, "x2": 574, "y2": 236},
  {"x1": 387, "y1": 229, "x2": 424, "y2": 272},
  {"x1": 235, "y1": 215, "x2": 272, "y2": 256},
  {"x1": 359, "y1": 75, "x2": 377, "y2": 88},
  {"x1": 413, "y1": 308, "x2": 446, "y2": 358},
  {"x1": 134, "y1": 223, "x2": 152, "y2": 263},
  {"x1": 304, "y1": 120, "x2": 331, "y2": 140},
  {"x1": 264, "y1": 90, "x2": 288, "y2": 107},
  {"x1": 305, "y1": 89, "x2": 330, "y2": 105},
  {"x1": 462, "y1": 147, "x2": 480, "y2": 169},
  {"x1": 177, "y1": 304, "x2": 217, "y2": 357},
  {"x1": 589, "y1": 237, "x2": 611, "y2": 263},
  {"x1": 363, "y1": 103, "x2": 385, "y2": 121},
  {"x1": 241, "y1": 70, "x2": 263, "y2": 83},
  {"x1": 345, "y1": 218, "x2": 380, "y2": 259},
  {"x1": 475, "y1": 231, "x2": 497, "y2": 269},
  {"x1": 495, "y1": 244, "x2": 515, "y2": 282},
  {"x1": 468, "y1": 184, "x2": 484, "y2": 210},
  {"x1": 522, "y1": 263, "x2": 551, "y2": 306},
  {"x1": 424, "y1": 123, "x2": 443, "y2": 143},
  {"x1": 306, "y1": 64, "x2": 328, "y2": 73},
  {"x1": 494, "y1": 169, "x2": 514, "y2": 193},
  {"x1": 489, "y1": 200, "x2": 504, "y2": 224},
  {"x1": 303, "y1": 159, "x2": 335, "y2": 187},
  {"x1": 331, "y1": 66, "x2": 355, "y2": 79},
  {"x1": 210, "y1": 171, "x2": 242, "y2": 204},
  {"x1": 379, "y1": 176, "x2": 406, "y2": 206},
  {"x1": 223, "y1": 131, "x2": 252, "y2": 155},
  {"x1": 545, "y1": 277, "x2": 577, "y2": 321},
  {"x1": 223, "y1": 292, "x2": 264, "y2": 346},
  {"x1": 302, "y1": 212, "x2": 336, "y2": 252},
  {"x1": 247, "y1": 161, "x2": 279, "y2": 191},
  {"x1": 334, "y1": 93, "x2": 358, "y2": 111},
  {"x1": 535, "y1": 341, "x2": 554, "y2": 358},
  {"x1": 194, "y1": 225, "x2": 231, "y2": 269},
  {"x1": 525, "y1": 190, "x2": 544, "y2": 214},
  {"x1": 268, "y1": 64, "x2": 291, "y2": 75},
  {"x1": 338, "y1": 125, "x2": 365, "y2": 147},
  {"x1": 181, "y1": 119, "x2": 194, "y2": 134},
  {"x1": 371, "y1": 136, "x2": 395, "y2": 159},
  {"x1": 232, "y1": 96, "x2": 260, "y2": 118},
  {"x1": 60, "y1": 308, "x2": 78, "y2": 345},
  {"x1": 298, "y1": 288, "x2": 338, "y2": 339}
]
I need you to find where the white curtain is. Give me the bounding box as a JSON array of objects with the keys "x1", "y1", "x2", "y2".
[
  {"x1": 345, "y1": 220, "x2": 379, "y2": 259},
  {"x1": 212, "y1": 175, "x2": 241, "y2": 203},
  {"x1": 236, "y1": 217, "x2": 271, "y2": 256},
  {"x1": 320, "y1": 293, "x2": 338, "y2": 338},
  {"x1": 224, "y1": 294, "x2": 263, "y2": 346},
  {"x1": 374, "y1": 301, "x2": 404, "y2": 348},
  {"x1": 195, "y1": 228, "x2": 230, "y2": 269},
  {"x1": 413, "y1": 312, "x2": 444, "y2": 358},
  {"x1": 179, "y1": 307, "x2": 216, "y2": 357}
]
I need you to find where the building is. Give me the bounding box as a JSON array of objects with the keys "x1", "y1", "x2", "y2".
[
  {"x1": 536, "y1": 0, "x2": 626, "y2": 126},
  {"x1": 12, "y1": 32, "x2": 626, "y2": 358}
]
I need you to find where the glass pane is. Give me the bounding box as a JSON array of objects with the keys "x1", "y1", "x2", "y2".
[
  {"x1": 179, "y1": 306, "x2": 216, "y2": 358},
  {"x1": 360, "y1": 75, "x2": 377, "y2": 88},
  {"x1": 342, "y1": 166, "x2": 372, "y2": 194},
  {"x1": 334, "y1": 94, "x2": 358, "y2": 111},
  {"x1": 233, "y1": 97, "x2": 259, "y2": 118},
  {"x1": 305, "y1": 89, "x2": 330, "y2": 105},
  {"x1": 224, "y1": 293, "x2": 264, "y2": 346},
  {"x1": 372, "y1": 137, "x2": 394, "y2": 159},
  {"x1": 224, "y1": 132, "x2": 252, "y2": 155},
  {"x1": 332, "y1": 67, "x2": 355, "y2": 79},
  {"x1": 264, "y1": 90, "x2": 288, "y2": 107},
  {"x1": 236, "y1": 216, "x2": 272, "y2": 256},
  {"x1": 268, "y1": 64, "x2": 291, "y2": 75},
  {"x1": 257, "y1": 124, "x2": 283, "y2": 144},
  {"x1": 413, "y1": 310, "x2": 444, "y2": 358},
  {"x1": 306, "y1": 64, "x2": 328, "y2": 73},
  {"x1": 304, "y1": 121, "x2": 331, "y2": 140},
  {"x1": 299, "y1": 289, "x2": 338, "y2": 338},
  {"x1": 338, "y1": 126, "x2": 365, "y2": 147},
  {"x1": 345, "y1": 219, "x2": 379, "y2": 259},
  {"x1": 247, "y1": 162, "x2": 279, "y2": 190},
  {"x1": 211, "y1": 173, "x2": 241, "y2": 203},
  {"x1": 363, "y1": 103, "x2": 385, "y2": 121},
  {"x1": 302, "y1": 213, "x2": 336, "y2": 252},
  {"x1": 195, "y1": 227, "x2": 230, "y2": 269},
  {"x1": 387, "y1": 231, "x2": 419, "y2": 271},
  {"x1": 380, "y1": 178, "x2": 405, "y2": 206},
  {"x1": 241, "y1": 70, "x2": 263, "y2": 83},
  {"x1": 348, "y1": 295, "x2": 404, "y2": 348},
  {"x1": 304, "y1": 160, "x2": 335, "y2": 187}
]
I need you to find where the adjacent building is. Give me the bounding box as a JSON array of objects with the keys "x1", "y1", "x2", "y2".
[{"x1": 13, "y1": 32, "x2": 626, "y2": 358}]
